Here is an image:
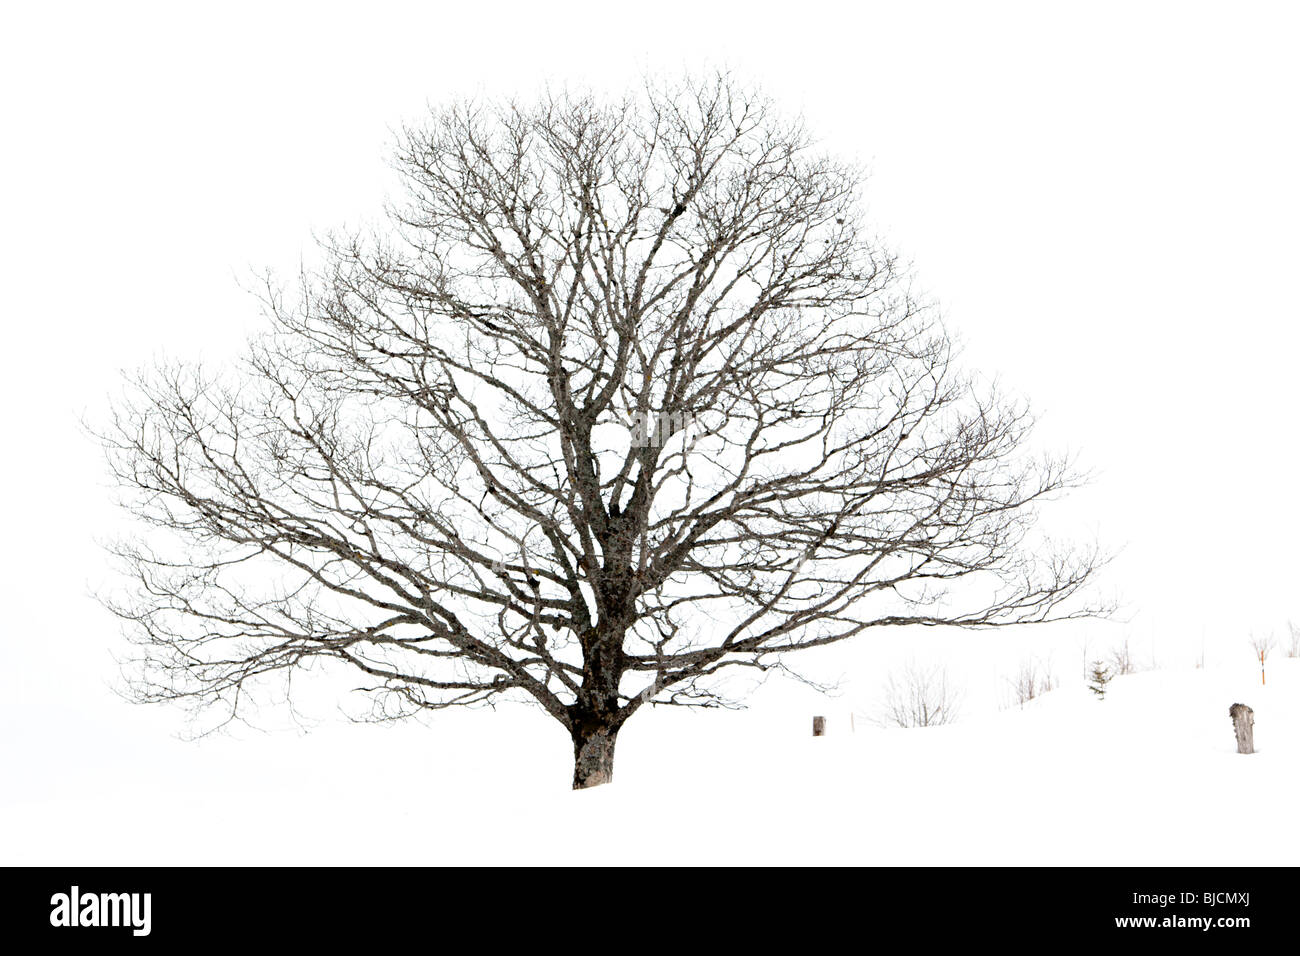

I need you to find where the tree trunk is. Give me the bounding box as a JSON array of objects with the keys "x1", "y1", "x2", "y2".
[
  {"x1": 812, "y1": 715, "x2": 827, "y2": 736},
  {"x1": 572, "y1": 725, "x2": 618, "y2": 789},
  {"x1": 1229, "y1": 703, "x2": 1254, "y2": 755}
]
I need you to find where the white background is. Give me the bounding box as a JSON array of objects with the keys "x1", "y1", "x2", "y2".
[{"x1": 2, "y1": 1, "x2": 1298, "y2": 855}]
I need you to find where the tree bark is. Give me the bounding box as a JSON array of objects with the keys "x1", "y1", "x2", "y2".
[
  {"x1": 572, "y1": 725, "x2": 618, "y2": 789},
  {"x1": 1229, "y1": 703, "x2": 1254, "y2": 755},
  {"x1": 812, "y1": 715, "x2": 827, "y2": 736}
]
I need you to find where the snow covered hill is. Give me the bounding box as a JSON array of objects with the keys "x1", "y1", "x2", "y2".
[{"x1": 3, "y1": 658, "x2": 1295, "y2": 865}]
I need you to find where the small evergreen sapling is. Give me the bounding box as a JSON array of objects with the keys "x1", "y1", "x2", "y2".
[{"x1": 1087, "y1": 660, "x2": 1112, "y2": 699}]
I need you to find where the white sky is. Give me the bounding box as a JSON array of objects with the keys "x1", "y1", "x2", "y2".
[{"x1": 2, "y1": 2, "x2": 1297, "y2": 791}]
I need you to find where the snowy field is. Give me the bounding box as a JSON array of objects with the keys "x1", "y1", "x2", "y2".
[{"x1": 4, "y1": 654, "x2": 1294, "y2": 866}]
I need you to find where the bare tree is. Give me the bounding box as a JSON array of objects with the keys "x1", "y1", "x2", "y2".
[
  {"x1": 1248, "y1": 633, "x2": 1274, "y2": 686},
  {"x1": 1285, "y1": 621, "x2": 1300, "y2": 658},
  {"x1": 877, "y1": 662, "x2": 962, "y2": 728},
  {"x1": 98, "y1": 75, "x2": 1101, "y2": 788}
]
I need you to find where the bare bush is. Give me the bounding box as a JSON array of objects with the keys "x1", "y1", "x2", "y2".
[
  {"x1": 877, "y1": 663, "x2": 962, "y2": 728},
  {"x1": 1005, "y1": 658, "x2": 1057, "y2": 709},
  {"x1": 1108, "y1": 638, "x2": 1138, "y2": 677},
  {"x1": 1286, "y1": 622, "x2": 1300, "y2": 658}
]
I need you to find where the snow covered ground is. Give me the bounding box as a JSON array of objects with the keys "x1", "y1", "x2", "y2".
[{"x1": 3, "y1": 655, "x2": 1294, "y2": 866}]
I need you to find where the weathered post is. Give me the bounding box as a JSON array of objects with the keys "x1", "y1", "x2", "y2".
[
  {"x1": 1229, "y1": 703, "x2": 1254, "y2": 755},
  {"x1": 812, "y1": 715, "x2": 827, "y2": 737}
]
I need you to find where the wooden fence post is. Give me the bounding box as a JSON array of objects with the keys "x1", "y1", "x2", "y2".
[
  {"x1": 812, "y1": 715, "x2": 826, "y2": 737},
  {"x1": 1229, "y1": 703, "x2": 1254, "y2": 754}
]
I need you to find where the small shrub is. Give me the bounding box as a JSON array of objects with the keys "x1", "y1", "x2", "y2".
[
  {"x1": 1109, "y1": 638, "x2": 1137, "y2": 676},
  {"x1": 1005, "y1": 658, "x2": 1057, "y2": 709},
  {"x1": 877, "y1": 663, "x2": 961, "y2": 728}
]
